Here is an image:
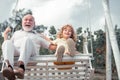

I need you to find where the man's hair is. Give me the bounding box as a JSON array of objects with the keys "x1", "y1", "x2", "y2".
[{"x1": 22, "y1": 13, "x2": 33, "y2": 18}]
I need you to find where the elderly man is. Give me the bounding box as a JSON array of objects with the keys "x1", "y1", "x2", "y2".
[{"x1": 2, "y1": 14, "x2": 56, "y2": 80}]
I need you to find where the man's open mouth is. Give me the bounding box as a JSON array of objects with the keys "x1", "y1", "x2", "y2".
[{"x1": 25, "y1": 25, "x2": 31, "y2": 27}]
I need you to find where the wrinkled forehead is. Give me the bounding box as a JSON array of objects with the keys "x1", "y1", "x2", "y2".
[{"x1": 22, "y1": 14, "x2": 34, "y2": 21}]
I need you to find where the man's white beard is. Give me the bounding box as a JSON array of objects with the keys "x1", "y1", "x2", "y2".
[{"x1": 23, "y1": 26, "x2": 33, "y2": 31}]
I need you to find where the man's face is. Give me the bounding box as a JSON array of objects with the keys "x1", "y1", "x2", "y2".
[{"x1": 22, "y1": 14, "x2": 35, "y2": 31}]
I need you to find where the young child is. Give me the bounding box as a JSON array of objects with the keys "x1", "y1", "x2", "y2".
[{"x1": 52, "y1": 24, "x2": 79, "y2": 62}]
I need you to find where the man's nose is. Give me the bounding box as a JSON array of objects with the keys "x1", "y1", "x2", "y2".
[{"x1": 26, "y1": 20, "x2": 30, "y2": 23}]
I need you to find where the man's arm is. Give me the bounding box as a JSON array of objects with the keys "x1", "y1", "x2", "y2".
[
  {"x1": 3, "y1": 27, "x2": 11, "y2": 41},
  {"x1": 39, "y1": 33, "x2": 52, "y2": 42}
]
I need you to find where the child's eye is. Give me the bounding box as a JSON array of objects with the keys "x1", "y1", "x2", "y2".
[{"x1": 64, "y1": 29, "x2": 67, "y2": 31}]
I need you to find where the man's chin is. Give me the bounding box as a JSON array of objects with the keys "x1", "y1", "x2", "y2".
[{"x1": 23, "y1": 27, "x2": 33, "y2": 32}]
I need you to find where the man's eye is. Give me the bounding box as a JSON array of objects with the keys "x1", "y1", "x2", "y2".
[{"x1": 29, "y1": 20, "x2": 33, "y2": 22}]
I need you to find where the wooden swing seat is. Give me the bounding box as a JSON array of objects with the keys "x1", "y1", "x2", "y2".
[{"x1": 0, "y1": 54, "x2": 94, "y2": 80}]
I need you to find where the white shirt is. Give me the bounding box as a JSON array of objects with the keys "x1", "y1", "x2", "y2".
[{"x1": 10, "y1": 30, "x2": 50, "y2": 55}]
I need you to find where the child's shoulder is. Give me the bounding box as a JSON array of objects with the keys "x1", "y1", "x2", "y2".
[{"x1": 55, "y1": 38, "x2": 62, "y2": 41}]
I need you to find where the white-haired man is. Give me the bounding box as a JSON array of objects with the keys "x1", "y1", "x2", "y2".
[{"x1": 2, "y1": 14, "x2": 56, "y2": 80}]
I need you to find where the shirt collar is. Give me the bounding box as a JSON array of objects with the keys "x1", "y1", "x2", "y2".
[{"x1": 21, "y1": 29, "x2": 36, "y2": 34}]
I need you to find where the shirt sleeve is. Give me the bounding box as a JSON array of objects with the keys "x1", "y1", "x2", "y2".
[
  {"x1": 40, "y1": 37, "x2": 51, "y2": 49},
  {"x1": 10, "y1": 32, "x2": 15, "y2": 43}
]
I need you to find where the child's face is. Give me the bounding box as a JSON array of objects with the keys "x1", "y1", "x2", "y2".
[{"x1": 62, "y1": 27, "x2": 72, "y2": 39}]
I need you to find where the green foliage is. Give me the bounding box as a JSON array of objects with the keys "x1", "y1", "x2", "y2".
[
  {"x1": 76, "y1": 27, "x2": 83, "y2": 52},
  {"x1": 35, "y1": 25, "x2": 47, "y2": 33},
  {"x1": 92, "y1": 29, "x2": 106, "y2": 68},
  {"x1": 76, "y1": 35, "x2": 83, "y2": 52},
  {"x1": 39, "y1": 47, "x2": 55, "y2": 55},
  {"x1": 38, "y1": 25, "x2": 57, "y2": 55},
  {"x1": 48, "y1": 26, "x2": 57, "y2": 40},
  {"x1": 76, "y1": 27, "x2": 82, "y2": 34},
  {"x1": 49, "y1": 26, "x2": 56, "y2": 35},
  {"x1": 115, "y1": 25, "x2": 120, "y2": 50},
  {"x1": 0, "y1": 35, "x2": 4, "y2": 56}
]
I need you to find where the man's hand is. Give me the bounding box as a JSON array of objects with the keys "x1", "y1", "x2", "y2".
[{"x1": 49, "y1": 44, "x2": 57, "y2": 50}]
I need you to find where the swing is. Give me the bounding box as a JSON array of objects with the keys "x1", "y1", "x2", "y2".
[
  {"x1": 0, "y1": 31, "x2": 94, "y2": 80},
  {"x1": 0, "y1": 35, "x2": 94, "y2": 80},
  {"x1": 0, "y1": 0, "x2": 94, "y2": 80},
  {"x1": 24, "y1": 54, "x2": 94, "y2": 80}
]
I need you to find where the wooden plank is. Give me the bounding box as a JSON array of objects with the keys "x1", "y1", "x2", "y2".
[
  {"x1": 24, "y1": 73, "x2": 91, "y2": 80},
  {"x1": 29, "y1": 54, "x2": 92, "y2": 61},
  {"x1": 25, "y1": 63, "x2": 88, "y2": 69}
]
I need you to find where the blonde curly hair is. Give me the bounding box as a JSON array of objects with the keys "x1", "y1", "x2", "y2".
[{"x1": 57, "y1": 24, "x2": 77, "y2": 41}]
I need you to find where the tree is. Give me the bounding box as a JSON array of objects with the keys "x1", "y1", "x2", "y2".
[
  {"x1": 76, "y1": 27, "x2": 82, "y2": 35},
  {"x1": 76, "y1": 27, "x2": 83, "y2": 52},
  {"x1": 115, "y1": 25, "x2": 120, "y2": 49},
  {"x1": 0, "y1": 35, "x2": 3, "y2": 56},
  {"x1": 93, "y1": 29, "x2": 106, "y2": 68},
  {"x1": 49, "y1": 26, "x2": 57, "y2": 40},
  {"x1": 35, "y1": 25, "x2": 47, "y2": 33}
]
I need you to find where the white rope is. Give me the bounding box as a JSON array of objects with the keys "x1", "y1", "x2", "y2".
[
  {"x1": 12, "y1": 0, "x2": 19, "y2": 14},
  {"x1": 87, "y1": 0, "x2": 93, "y2": 56}
]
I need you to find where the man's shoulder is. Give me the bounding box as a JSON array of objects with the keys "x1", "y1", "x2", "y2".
[{"x1": 14, "y1": 30, "x2": 22, "y2": 33}]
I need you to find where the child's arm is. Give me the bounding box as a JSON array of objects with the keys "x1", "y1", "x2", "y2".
[
  {"x1": 39, "y1": 33, "x2": 57, "y2": 50},
  {"x1": 39, "y1": 33, "x2": 52, "y2": 42}
]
